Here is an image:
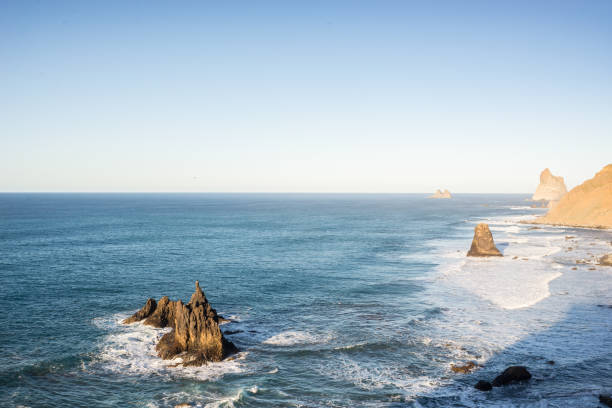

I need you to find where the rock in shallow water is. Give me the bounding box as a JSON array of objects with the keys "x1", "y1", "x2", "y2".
[
  {"x1": 122, "y1": 281, "x2": 238, "y2": 366},
  {"x1": 600, "y1": 394, "x2": 612, "y2": 407},
  {"x1": 599, "y1": 254, "x2": 612, "y2": 266},
  {"x1": 474, "y1": 380, "x2": 492, "y2": 391},
  {"x1": 450, "y1": 361, "x2": 477, "y2": 374},
  {"x1": 467, "y1": 223, "x2": 502, "y2": 257},
  {"x1": 492, "y1": 366, "x2": 531, "y2": 387}
]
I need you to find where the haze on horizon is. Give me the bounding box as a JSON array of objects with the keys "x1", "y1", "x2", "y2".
[{"x1": 1, "y1": 1, "x2": 611, "y2": 193}]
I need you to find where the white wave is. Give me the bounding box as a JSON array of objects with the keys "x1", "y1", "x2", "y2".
[
  {"x1": 95, "y1": 313, "x2": 245, "y2": 381},
  {"x1": 315, "y1": 356, "x2": 447, "y2": 397},
  {"x1": 204, "y1": 389, "x2": 245, "y2": 408},
  {"x1": 446, "y1": 258, "x2": 562, "y2": 309},
  {"x1": 262, "y1": 330, "x2": 332, "y2": 346}
]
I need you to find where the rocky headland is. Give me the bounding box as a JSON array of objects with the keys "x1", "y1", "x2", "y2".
[
  {"x1": 122, "y1": 281, "x2": 238, "y2": 366},
  {"x1": 429, "y1": 189, "x2": 452, "y2": 199},
  {"x1": 530, "y1": 164, "x2": 612, "y2": 229},
  {"x1": 531, "y1": 168, "x2": 567, "y2": 207},
  {"x1": 467, "y1": 223, "x2": 502, "y2": 257}
]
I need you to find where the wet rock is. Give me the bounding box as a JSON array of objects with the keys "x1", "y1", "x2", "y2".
[
  {"x1": 123, "y1": 281, "x2": 238, "y2": 366},
  {"x1": 600, "y1": 394, "x2": 612, "y2": 407},
  {"x1": 122, "y1": 298, "x2": 156, "y2": 324},
  {"x1": 546, "y1": 360, "x2": 555, "y2": 365},
  {"x1": 474, "y1": 380, "x2": 492, "y2": 391},
  {"x1": 492, "y1": 366, "x2": 531, "y2": 387},
  {"x1": 599, "y1": 254, "x2": 612, "y2": 266},
  {"x1": 450, "y1": 361, "x2": 477, "y2": 374},
  {"x1": 467, "y1": 223, "x2": 503, "y2": 257},
  {"x1": 528, "y1": 226, "x2": 541, "y2": 230}
]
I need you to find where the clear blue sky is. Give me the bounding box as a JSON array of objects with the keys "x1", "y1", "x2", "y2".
[{"x1": 1, "y1": 1, "x2": 610, "y2": 192}]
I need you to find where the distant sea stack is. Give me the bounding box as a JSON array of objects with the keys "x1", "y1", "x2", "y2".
[
  {"x1": 532, "y1": 168, "x2": 567, "y2": 207},
  {"x1": 531, "y1": 164, "x2": 612, "y2": 229},
  {"x1": 122, "y1": 281, "x2": 238, "y2": 366},
  {"x1": 429, "y1": 189, "x2": 452, "y2": 199},
  {"x1": 467, "y1": 223, "x2": 502, "y2": 257}
]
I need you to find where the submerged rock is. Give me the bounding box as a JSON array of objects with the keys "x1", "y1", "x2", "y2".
[
  {"x1": 123, "y1": 281, "x2": 238, "y2": 366},
  {"x1": 467, "y1": 223, "x2": 502, "y2": 257},
  {"x1": 492, "y1": 366, "x2": 531, "y2": 387},
  {"x1": 474, "y1": 380, "x2": 492, "y2": 391}
]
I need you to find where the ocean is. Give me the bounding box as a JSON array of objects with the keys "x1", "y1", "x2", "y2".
[{"x1": 0, "y1": 193, "x2": 610, "y2": 407}]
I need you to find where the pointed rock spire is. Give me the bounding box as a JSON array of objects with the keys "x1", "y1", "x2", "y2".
[
  {"x1": 467, "y1": 223, "x2": 502, "y2": 257},
  {"x1": 122, "y1": 280, "x2": 237, "y2": 365}
]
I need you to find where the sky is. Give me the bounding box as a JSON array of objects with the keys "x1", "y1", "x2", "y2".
[{"x1": 1, "y1": 1, "x2": 611, "y2": 193}]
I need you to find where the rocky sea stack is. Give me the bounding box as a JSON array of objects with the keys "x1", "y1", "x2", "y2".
[
  {"x1": 122, "y1": 281, "x2": 238, "y2": 366},
  {"x1": 532, "y1": 168, "x2": 567, "y2": 204},
  {"x1": 467, "y1": 223, "x2": 502, "y2": 257},
  {"x1": 429, "y1": 189, "x2": 452, "y2": 199}
]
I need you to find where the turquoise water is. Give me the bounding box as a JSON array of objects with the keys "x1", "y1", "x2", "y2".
[{"x1": 1, "y1": 194, "x2": 610, "y2": 407}]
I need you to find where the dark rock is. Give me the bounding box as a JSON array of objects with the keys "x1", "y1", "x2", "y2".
[
  {"x1": 546, "y1": 360, "x2": 555, "y2": 365},
  {"x1": 467, "y1": 223, "x2": 503, "y2": 257},
  {"x1": 492, "y1": 366, "x2": 531, "y2": 387},
  {"x1": 474, "y1": 380, "x2": 492, "y2": 391},
  {"x1": 600, "y1": 394, "x2": 612, "y2": 407},
  {"x1": 123, "y1": 281, "x2": 238, "y2": 366},
  {"x1": 450, "y1": 361, "x2": 477, "y2": 374}
]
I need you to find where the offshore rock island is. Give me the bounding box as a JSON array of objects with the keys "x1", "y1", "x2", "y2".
[
  {"x1": 429, "y1": 189, "x2": 452, "y2": 199},
  {"x1": 123, "y1": 281, "x2": 238, "y2": 366},
  {"x1": 531, "y1": 168, "x2": 567, "y2": 208}
]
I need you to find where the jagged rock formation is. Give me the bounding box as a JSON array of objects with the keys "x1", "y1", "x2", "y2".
[
  {"x1": 122, "y1": 281, "x2": 237, "y2": 366},
  {"x1": 429, "y1": 189, "x2": 452, "y2": 199},
  {"x1": 467, "y1": 223, "x2": 502, "y2": 257},
  {"x1": 531, "y1": 164, "x2": 612, "y2": 229},
  {"x1": 532, "y1": 168, "x2": 567, "y2": 202}
]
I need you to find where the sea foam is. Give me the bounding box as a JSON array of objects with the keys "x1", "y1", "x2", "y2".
[{"x1": 94, "y1": 313, "x2": 245, "y2": 381}]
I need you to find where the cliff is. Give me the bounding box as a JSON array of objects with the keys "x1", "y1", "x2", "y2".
[{"x1": 531, "y1": 164, "x2": 612, "y2": 229}]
